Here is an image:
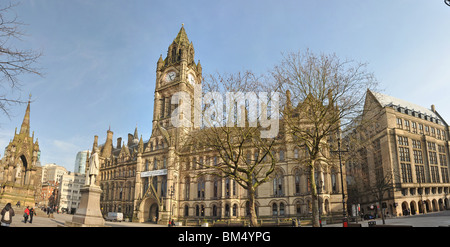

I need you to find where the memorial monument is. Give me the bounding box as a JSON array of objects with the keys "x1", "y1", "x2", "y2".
[
  {"x1": 0, "y1": 97, "x2": 42, "y2": 207},
  {"x1": 65, "y1": 147, "x2": 105, "y2": 227}
]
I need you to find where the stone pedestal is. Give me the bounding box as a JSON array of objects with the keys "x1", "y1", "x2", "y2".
[{"x1": 65, "y1": 185, "x2": 105, "y2": 227}]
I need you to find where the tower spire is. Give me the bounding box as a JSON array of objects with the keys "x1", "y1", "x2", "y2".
[
  {"x1": 173, "y1": 24, "x2": 189, "y2": 44},
  {"x1": 134, "y1": 124, "x2": 139, "y2": 139},
  {"x1": 19, "y1": 96, "x2": 31, "y2": 136}
]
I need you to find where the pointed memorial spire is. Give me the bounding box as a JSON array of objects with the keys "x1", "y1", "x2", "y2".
[{"x1": 19, "y1": 94, "x2": 32, "y2": 136}]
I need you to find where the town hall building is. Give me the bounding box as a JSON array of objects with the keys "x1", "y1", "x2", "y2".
[{"x1": 93, "y1": 26, "x2": 346, "y2": 225}]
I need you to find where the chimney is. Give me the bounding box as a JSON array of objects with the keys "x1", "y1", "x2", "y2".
[
  {"x1": 431, "y1": 104, "x2": 436, "y2": 113},
  {"x1": 117, "y1": 137, "x2": 122, "y2": 149},
  {"x1": 93, "y1": 135, "x2": 98, "y2": 150},
  {"x1": 107, "y1": 129, "x2": 113, "y2": 141},
  {"x1": 127, "y1": 133, "x2": 133, "y2": 147}
]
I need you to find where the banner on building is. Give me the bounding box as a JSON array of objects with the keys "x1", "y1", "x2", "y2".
[{"x1": 141, "y1": 169, "x2": 168, "y2": 177}]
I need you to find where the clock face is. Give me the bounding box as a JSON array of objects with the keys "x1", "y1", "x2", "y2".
[
  {"x1": 188, "y1": 73, "x2": 195, "y2": 85},
  {"x1": 165, "y1": 71, "x2": 176, "y2": 82}
]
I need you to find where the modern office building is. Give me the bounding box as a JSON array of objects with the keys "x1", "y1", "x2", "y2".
[{"x1": 74, "y1": 150, "x2": 89, "y2": 174}]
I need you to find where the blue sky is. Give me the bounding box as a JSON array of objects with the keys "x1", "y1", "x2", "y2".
[{"x1": 1, "y1": 0, "x2": 450, "y2": 172}]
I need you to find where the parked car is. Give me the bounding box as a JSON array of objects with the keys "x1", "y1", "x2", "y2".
[
  {"x1": 363, "y1": 214, "x2": 374, "y2": 220},
  {"x1": 105, "y1": 212, "x2": 123, "y2": 222}
]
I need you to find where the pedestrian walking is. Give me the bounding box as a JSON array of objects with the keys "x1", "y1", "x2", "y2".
[
  {"x1": 16, "y1": 201, "x2": 20, "y2": 208},
  {"x1": 29, "y1": 207, "x2": 36, "y2": 224},
  {"x1": 1, "y1": 203, "x2": 15, "y2": 227},
  {"x1": 23, "y1": 206, "x2": 30, "y2": 223}
]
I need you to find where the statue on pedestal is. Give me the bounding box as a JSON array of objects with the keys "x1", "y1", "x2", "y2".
[
  {"x1": 66, "y1": 146, "x2": 104, "y2": 227},
  {"x1": 87, "y1": 147, "x2": 99, "y2": 186}
]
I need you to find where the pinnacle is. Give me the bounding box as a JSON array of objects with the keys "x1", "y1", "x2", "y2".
[
  {"x1": 173, "y1": 24, "x2": 189, "y2": 44},
  {"x1": 19, "y1": 100, "x2": 31, "y2": 136}
]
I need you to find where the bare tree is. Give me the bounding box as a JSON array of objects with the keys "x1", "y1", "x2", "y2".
[
  {"x1": 345, "y1": 123, "x2": 398, "y2": 225},
  {"x1": 271, "y1": 50, "x2": 378, "y2": 227},
  {"x1": 0, "y1": 1, "x2": 42, "y2": 118},
  {"x1": 186, "y1": 71, "x2": 279, "y2": 227}
]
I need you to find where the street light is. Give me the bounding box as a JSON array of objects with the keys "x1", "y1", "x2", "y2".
[
  {"x1": 316, "y1": 180, "x2": 323, "y2": 227},
  {"x1": 331, "y1": 128, "x2": 349, "y2": 227},
  {"x1": 169, "y1": 185, "x2": 175, "y2": 226}
]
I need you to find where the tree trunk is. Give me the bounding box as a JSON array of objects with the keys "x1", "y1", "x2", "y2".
[
  {"x1": 309, "y1": 165, "x2": 320, "y2": 227},
  {"x1": 248, "y1": 187, "x2": 258, "y2": 227},
  {"x1": 378, "y1": 198, "x2": 386, "y2": 225}
]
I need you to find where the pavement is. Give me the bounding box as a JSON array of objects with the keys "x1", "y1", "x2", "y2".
[
  {"x1": 3, "y1": 207, "x2": 450, "y2": 227},
  {"x1": 322, "y1": 210, "x2": 450, "y2": 227},
  {"x1": 3, "y1": 207, "x2": 165, "y2": 227}
]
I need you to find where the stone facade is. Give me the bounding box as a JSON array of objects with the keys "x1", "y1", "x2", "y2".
[
  {"x1": 95, "y1": 26, "x2": 346, "y2": 225},
  {"x1": 347, "y1": 90, "x2": 450, "y2": 217},
  {"x1": 0, "y1": 99, "x2": 42, "y2": 207}
]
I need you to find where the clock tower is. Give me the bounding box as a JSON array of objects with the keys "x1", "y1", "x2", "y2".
[
  {"x1": 133, "y1": 25, "x2": 202, "y2": 223},
  {"x1": 152, "y1": 24, "x2": 202, "y2": 137}
]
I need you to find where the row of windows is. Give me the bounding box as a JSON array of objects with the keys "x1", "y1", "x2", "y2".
[
  {"x1": 183, "y1": 200, "x2": 317, "y2": 218},
  {"x1": 396, "y1": 117, "x2": 447, "y2": 140},
  {"x1": 414, "y1": 165, "x2": 449, "y2": 184},
  {"x1": 102, "y1": 184, "x2": 135, "y2": 201},
  {"x1": 401, "y1": 163, "x2": 450, "y2": 184},
  {"x1": 100, "y1": 169, "x2": 136, "y2": 180},
  {"x1": 144, "y1": 158, "x2": 167, "y2": 171},
  {"x1": 185, "y1": 203, "x2": 253, "y2": 218},
  {"x1": 180, "y1": 147, "x2": 316, "y2": 171},
  {"x1": 401, "y1": 185, "x2": 450, "y2": 196},
  {"x1": 182, "y1": 150, "x2": 292, "y2": 171},
  {"x1": 184, "y1": 177, "x2": 238, "y2": 200},
  {"x1": 182, "y1": 171, "x2": 339, "y2": 200},
  {"x1": 398, "y1": 136, "x2": 448, "y2": 167}
]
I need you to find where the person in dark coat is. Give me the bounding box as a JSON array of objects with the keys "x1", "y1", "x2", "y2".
[
  {"x1": 1, "y1": 203, "x2": 15, "y2": 227},
  {"x1": 29, "y1": 207, "x2": 36, "y2": 223}
]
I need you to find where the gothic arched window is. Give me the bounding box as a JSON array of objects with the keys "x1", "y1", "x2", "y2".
[
  {"x1": 213, "y1": 178, "x2": 219, "y2": 198},
  {"x1": 185, "y1": 177, "x2": 190, "y2": 200},
  {"x1": 197, "y1": 177, "x2": 205, "y2": 199},
  {"x1": 225, "y1": 204, "x2": 230, "y2": 217},
  {"x1": 171, "y1": 48, "x2": 177, "y2": 63},
  {"x1": 272, "y1": 203, "x2": 278, "y2": 216},
  {"x1": 295, "y1": 169, "x2": 301, "y2": 194},
  {"x1": 161, "y1": 176, "x2": 167, "y2": 197},
  {"x1": 273, "y1": 172, "x2": 284, "y2": 196},
  {"x1": 280, "y1": 202, "x2": 285, "y2": 216}
]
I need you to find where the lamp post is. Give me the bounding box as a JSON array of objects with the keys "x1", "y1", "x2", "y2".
[
  {"x1": 169, "y1": 185, "x2": 175, "y2": 226},
  {"x1": 316, "y1": 180, "x2": 323, "y2": 227},
  {"x1": 331, "y1": 129, "x2": 349, "y2": 227}
]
